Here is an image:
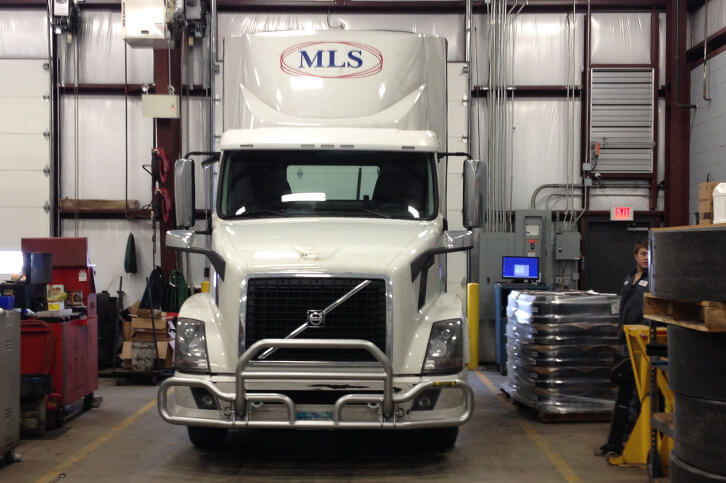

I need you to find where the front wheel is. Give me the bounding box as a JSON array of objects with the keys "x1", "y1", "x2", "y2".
[
  {"x1": 187, "y1": 426, "x2": 228, "y2": 449},
  {"x1": 422, "y1": 427, "x2": 459, "y2": 452}
]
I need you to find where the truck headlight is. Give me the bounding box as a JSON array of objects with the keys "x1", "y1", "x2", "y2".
[
  {"x1": 175, "y1": 318, "x2": 210, "y2": 373},
  {"x1": 422, "y1": 319, "x2": 463, "y2": 375}
]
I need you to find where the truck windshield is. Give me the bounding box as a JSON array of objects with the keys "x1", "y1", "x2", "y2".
[{"x1": 218, "y1": 150, "x2": 437, "y2": 220}]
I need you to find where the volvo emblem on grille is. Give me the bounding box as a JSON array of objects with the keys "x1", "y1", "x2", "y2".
[{"x1": 307, "y1": 310, "x2": 325, "y2": 327}]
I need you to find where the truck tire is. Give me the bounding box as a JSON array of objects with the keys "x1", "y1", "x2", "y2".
[
  {"x1": 423, "y1": 427, "x2": 459, "y2": 452},
  {"x1": 187, "y1": 426, "x2": 228, "y2": 449}
]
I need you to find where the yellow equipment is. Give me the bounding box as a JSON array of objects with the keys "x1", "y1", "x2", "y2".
[
  {"x1": 467, "y1": 283, "x2": 479, "y2": 370},
  {"x1": 608, "y1": 325, "x2": 674, "y2": 473}
]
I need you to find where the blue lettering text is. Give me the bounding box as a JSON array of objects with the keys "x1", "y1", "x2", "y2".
[
  {"x1": 347, "y1": 50, "x2": 363, "y2": 68},
  {"x1": 299, "y1": 50, "x2": 323, "y2": 68},
  {"x1": 327, "y1": 50, "x2": 346, "y2": 68}
]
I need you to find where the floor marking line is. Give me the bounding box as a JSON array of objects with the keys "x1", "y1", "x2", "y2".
[
  {"x1": 35, "y1": 398, "x2": 157, "y2": 483},
  {"x1": 473, "y1": 370, "x2": 582, "y2": 483}
]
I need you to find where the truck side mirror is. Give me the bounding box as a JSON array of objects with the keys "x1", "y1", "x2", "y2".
[
  {"x1": 463, "y1": 159, "x2": 487, "y2": 229},
  {"x1": 174, "y1": 159, "x2": 195, "y2": 228}
]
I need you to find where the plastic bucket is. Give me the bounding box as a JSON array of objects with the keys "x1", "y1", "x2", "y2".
[{"x1": 0, "y1": 295, "x2": 15, "y2": 309}]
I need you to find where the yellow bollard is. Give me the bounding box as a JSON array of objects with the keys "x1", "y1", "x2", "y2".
[{"x1": 467, "y1": 283, "x2": 480, "y2": 369}]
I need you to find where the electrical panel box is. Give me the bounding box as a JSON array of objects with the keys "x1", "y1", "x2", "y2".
[
  {"x1": 54, "y1": 0, "x2": 71, "y2": 17},
  {"x1": 555, "y1": 232, "x2": 581, "y2": 261},
  {"x1": 184, "y1": 0, "x2": 201, "y2": 20},
  {"x1": 141, "y1": 94, "x2": 180, "y2": 119},
  {"x1": 122, "y1": 0, "x2": 169, "y2": 49},
  {"x1": 515, "y1": 210, "x2": 549, "y2": 261}
]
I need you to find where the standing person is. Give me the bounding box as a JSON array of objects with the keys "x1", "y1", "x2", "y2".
[
  {"x1": 618, "y1": 240, "x2": 650, "y2": 332},
  {"x1": 597, "y1": 240, "x2": 650, "y2": 456}
]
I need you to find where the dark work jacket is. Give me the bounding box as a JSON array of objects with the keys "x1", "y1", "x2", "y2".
[{"x1": 618, "y1": 268, "x2": 650, "y2": 338}]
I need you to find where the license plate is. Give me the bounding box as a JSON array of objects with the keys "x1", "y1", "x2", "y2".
[{"x1": 295, "y1": 411, "x2": 333, "y2": 421}]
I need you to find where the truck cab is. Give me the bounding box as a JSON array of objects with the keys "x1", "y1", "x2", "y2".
[{"x1": 157, "y1": 30, "x2": 485, "y2": 451}]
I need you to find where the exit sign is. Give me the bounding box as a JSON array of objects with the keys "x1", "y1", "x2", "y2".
[{"x1": 611, "y1": 206, "x2": 634, "y2": 221}]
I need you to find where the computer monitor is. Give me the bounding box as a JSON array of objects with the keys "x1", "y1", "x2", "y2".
[
  {"x1": 23, "y1": 252, "x2": 53, "y2": 285},
  {"x1": 502, "y1": 256, "x2": 539, "y2": 281}
]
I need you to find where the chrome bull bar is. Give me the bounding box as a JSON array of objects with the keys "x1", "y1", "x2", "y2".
[{"x1": 158, "y1": 338, "x2": 475, "y2": 429}]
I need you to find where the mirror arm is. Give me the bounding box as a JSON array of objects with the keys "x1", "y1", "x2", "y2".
[
  {"x1": 184, "y1": 151, "x2": 220, "y2": 160},
  {"x1": 410, "y1": 245, "x2": 471, "y2": 282},
  {"x1": 174, "y1": 246, "x2": 226, "y2": 280},
  {"x1": 438, "y1": 152, "x2": 473, "y2": 160}
]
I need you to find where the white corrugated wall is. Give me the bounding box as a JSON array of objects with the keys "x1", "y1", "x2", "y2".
[{"x1": 0, "y1": 8, "x2": 671, "y2": 300}]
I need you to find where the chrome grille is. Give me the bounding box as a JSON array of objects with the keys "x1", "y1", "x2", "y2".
[{"x1": 245, "y1": 277, "x2": 387, "y2": 361}]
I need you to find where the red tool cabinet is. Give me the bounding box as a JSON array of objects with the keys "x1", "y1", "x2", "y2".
[{"x1": 20, "y1": 238, "x2": 99, "y2": 423}]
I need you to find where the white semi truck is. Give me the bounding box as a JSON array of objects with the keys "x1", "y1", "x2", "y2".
[{"x1": 157, "y1": 30, "x2": 485, "y2": 451}]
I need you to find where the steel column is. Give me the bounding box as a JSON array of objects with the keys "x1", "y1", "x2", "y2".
[
  {"x1": 664, "y1": 0, "x2": 690, "y2": 227},
  {"x1": 154, "y1": 46, "x2": 182, "y2": 276},
  {"x1": 650, "y1": 10, "x2": 660, "y2": 212}
]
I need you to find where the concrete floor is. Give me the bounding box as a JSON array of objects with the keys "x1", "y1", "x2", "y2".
[{"x1": 1, "y1": 369, "x2": 648, "y2": 483}]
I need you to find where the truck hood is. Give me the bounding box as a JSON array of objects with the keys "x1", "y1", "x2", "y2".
[{"x1": 214, "y1": 217, "x2": 441, "y2": 276}]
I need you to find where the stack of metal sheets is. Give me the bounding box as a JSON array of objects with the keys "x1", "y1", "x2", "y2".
[{"x1": 503, "y1": 290, "x2": 622, "y2": 415}]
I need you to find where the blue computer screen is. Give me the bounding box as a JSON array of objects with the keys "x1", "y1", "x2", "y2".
[{"x1": 502, "y1": 256, "x2": 539, "y2": 280}]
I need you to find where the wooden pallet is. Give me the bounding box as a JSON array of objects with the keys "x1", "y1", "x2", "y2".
[
  {"x1": 643, "y1": 293, "x2": 726, "y2": 332},
  {"x1": 511, "y1": 398, "x2": 611, "y2": 423}
]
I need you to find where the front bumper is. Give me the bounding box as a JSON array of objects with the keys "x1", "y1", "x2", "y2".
[{"x1": 158, "y1": 338, "x2": 474, "y2": 429}]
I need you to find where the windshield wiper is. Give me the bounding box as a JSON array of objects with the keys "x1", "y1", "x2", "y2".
[{"x1": 240, "y1": 208, "x2": 289, "y2": 217}]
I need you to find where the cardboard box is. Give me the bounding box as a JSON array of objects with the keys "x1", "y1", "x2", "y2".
[
  {"x1": 121, "y1": 341, "x2": 132, "y2": 369},
  {"x1": 131, "y1": 317, "x2": 168, "y2": 339},
  {"x1": 699, "y1": 181, "x2": 720, "y2": 202},
  {"x1": 698, "y1": 182, "x2": 718, "y2": 225},
  {"x1": 129, "y1": 300, "x2": 141, "y2": 316},
  {"x1": 122, "y1": 320, "x2": 132, "y2": 341},
  {"x1": 132, "y1": 331, "x2": 170, "y2": 342},
  {"x1": 699, "y1": 181, "x2": 720, "y2": 225},
  {"x1": 699, "y1": 211, "x2": 714, "y2": 226},
  {"x1": 135, "y1": 308, "x2": 165, "y2": 320},
  {"x1": 156, "y1": 341, "x2": 174, "y2": 368},
  {"x1": 131, "y1": 316, "x2": 167, "y2": 331},
  {"x1": 120, "y1": 340, "x2": 173, "y2": 370}
]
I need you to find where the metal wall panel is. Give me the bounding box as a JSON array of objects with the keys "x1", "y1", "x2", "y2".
[
  {"x1": 0, "y1": 134, "x2": 49, "y2": 172},
  {"x1": 0, "y1": 172, "x2": 49, "y2": 206},
  {"x1": 0, "y1": 10, "x2": 49, "y2": 58},
  {"x1": 591, "y1": 13, "x2": 651, "y2": 64},
  {"x1": 57, "y1": 11, "x2": 154, "y2": 85},
  {"x1": 0, "y1": 59, "x2": 49, "y2": 96},
  {"x1": 61, "y1": 219, "x2": 154, "y2": 302},
  {"x1": 689, "y1": 50, "x2": 726, "y2": 218},
  {"x1": 511, "y1": 98, "x2": 582, "y2": 210},
  {"x1": 217, "y1": 13, "x2": 465, "y2": 61},
  {"x1": 0, "y1": 59, "x2": 50, "y2": 250},
  {"x1": 690, "y1": 0, "x2": 726, "y2": 47},
  {"x1": 0, "y1": 208, "x2": 49, "y2": 249},
  {"x1": 60, "y1": 96, "x2": 153, "y2": 203},
  {"x1": 0, "y1": 99, "x2": 50, "y2": 133},
  {"x1": 473, "y1": 14, "x2": 584, "y2": 87},
  {"x1": 589, "y1": 68, "x2": 654, "y2": 173}
]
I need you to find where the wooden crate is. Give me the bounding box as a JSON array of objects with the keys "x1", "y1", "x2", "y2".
[{"x1": 643, "y1": 293, "x2": 726, "y2": 332}]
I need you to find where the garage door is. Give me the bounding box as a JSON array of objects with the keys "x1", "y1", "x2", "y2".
[{"x1": 0, "y1": 59, "x2": 51, "y2": 250}]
